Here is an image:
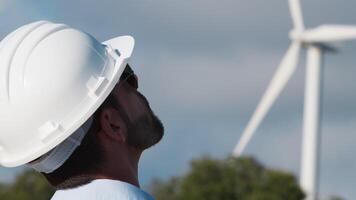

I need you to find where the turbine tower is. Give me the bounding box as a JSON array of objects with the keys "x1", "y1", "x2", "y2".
[{"x1": 232, "y1": 0, "x2": 356, "y2": 199}]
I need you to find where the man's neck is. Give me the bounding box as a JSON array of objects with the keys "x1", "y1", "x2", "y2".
[{"x1": 94, "y1": 147, "x2": 142, "y2": 187}]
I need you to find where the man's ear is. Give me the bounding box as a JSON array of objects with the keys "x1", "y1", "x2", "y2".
[{"x1": 99, "y1": 107, "x2": 127, "y2": 142}]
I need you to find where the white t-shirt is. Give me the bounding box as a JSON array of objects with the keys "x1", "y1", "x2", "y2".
[{"x1": 50, "y1": 179, "x2": 155, "y2": 200}]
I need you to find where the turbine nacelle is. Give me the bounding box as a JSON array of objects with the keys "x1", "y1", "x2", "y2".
[
  {"x1": 290, "y1": 25, "x2": 356, "y2": 44},
  {"x1": 289, "y1": 30, "x2": 337, "y2": 53}
]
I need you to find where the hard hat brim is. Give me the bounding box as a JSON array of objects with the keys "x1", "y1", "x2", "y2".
[{"x1": 103, "y1": 36, "x2": 135, "y2": 59}]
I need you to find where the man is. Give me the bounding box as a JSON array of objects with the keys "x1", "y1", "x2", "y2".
[
  {"x1": 42, "y1": 64, "x2": 164, "y2": 200},
  {"x1": 0, "y1": 21, "x2": 164, "y2": 200}
]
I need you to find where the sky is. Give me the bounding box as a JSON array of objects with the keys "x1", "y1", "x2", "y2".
[{"x1": 0, "y1": 0, "x2": 356, "y2": 199}]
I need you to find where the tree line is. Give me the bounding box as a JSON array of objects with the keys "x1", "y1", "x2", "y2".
[{"x1": 0, "y1": 156, "x2": 344, "y2": 200}]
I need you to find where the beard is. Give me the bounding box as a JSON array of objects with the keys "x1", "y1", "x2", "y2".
[
  {"x1": 125, "y1": 92, "x2": 164, "y2": 150},
  {"x1": 126, "y1": 112, "x2": 164, "y2": 150}
]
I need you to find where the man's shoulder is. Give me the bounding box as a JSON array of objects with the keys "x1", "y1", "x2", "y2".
[{"x1": 51, "y1": 179, "x2": 155, "y2": 200}]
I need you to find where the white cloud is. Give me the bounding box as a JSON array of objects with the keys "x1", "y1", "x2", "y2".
[{"x1": 138, "y1": 48, "x2": 301, "y2": 112}]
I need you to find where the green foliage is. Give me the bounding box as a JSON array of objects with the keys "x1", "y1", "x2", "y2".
[
  {"x1": 151, "y1": 156, "x2": 305, "y2": 200},
  {"x1": 0, "y1": 158, "x2": 345, "y2": 200},
  {"x1": 150, "y1": 178, "x2": 181, "y2": 200},
  {"x1": 327, "y1": 196, "x2": 344, "y2": 200},
  {"x1": 0, "y1": 170, "x2": 55, "y2": 200}
]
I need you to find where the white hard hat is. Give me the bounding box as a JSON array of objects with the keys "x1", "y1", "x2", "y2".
[{"x1": 0, "y1": 21, "x2": 135, "y2": 168}]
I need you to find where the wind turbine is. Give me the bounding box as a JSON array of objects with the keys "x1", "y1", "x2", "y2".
[{"x1": 232, "y1": 0, "x2": 356, "y2": 199}]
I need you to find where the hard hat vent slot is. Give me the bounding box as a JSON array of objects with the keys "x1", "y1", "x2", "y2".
[
  {"x1": 114, "y1": 49, "x2": 121, "y2": 57},
  {"x1": 87, "y1": 76, "x2": 109, "y2": 99},
  {"x1": 38, "y1": 121, "x2": 63, "y2": 143}
]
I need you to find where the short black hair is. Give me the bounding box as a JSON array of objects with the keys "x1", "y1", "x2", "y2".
[
  {"x1": 43, "y1": 64, "x2": 134, "y2": 189},
  {"x1": 42, "y1": 93, "x2": 118, "y2": 189}
]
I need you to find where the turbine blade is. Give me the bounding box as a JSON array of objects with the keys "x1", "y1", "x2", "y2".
[
  {"x1": 233, "y1": 42, "x2": 301, "y2": 157},
  {"x1": 289, "y1": 0, "x2": 305, "y2": 31},
  {"x1": 302, "y1": 25, "x2": 356, "y2": 43}
]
